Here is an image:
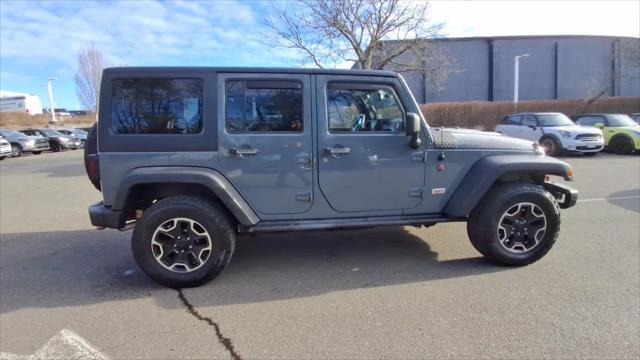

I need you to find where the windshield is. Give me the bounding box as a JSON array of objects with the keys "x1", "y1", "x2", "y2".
[
  {"x1": 0, "y1": 129, "x2": 27, "y2": 138},
  {"x1": 536, "y1": 113, "x2": 574, "y2": 127},
  {"x1": 607, "y1": 114, "x2": 637, "y2": 127}
]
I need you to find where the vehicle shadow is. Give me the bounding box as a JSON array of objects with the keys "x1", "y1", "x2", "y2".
[
  {"x1": 0, "y1": 227, "x2": 506, "y2": 314},
  {"x1": 33, "y1": 162, "x2": 86, "y2": 177},
  {"x1": 607, "y1": 189, "x2": 640, "y2": 213}
]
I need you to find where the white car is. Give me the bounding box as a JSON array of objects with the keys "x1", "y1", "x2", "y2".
[
  {"x1": 0, "y1": 136, "x2": 11, "y2": 159},
  {"x1": 495, "y1": 112, "x2": 604, "y2": 156}
]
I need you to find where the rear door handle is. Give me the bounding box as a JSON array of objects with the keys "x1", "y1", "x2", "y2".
[
  {"x1": 230, "y1": 146, "x2": 259, "y2": 156},
  {"x1": 324, "y1": 146, "x2": 351, "y2": 155}
]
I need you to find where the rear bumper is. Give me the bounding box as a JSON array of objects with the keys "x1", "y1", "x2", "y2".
[
  {"x1": 543, "y1": 181, "x2": 578, "y2": 209},
  {"x1": 89, "y1": 201, "x2": 124, "y2": 228}
]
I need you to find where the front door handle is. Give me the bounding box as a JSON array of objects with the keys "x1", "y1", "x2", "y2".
[
  {"x1": 230, "y1": 146, "x2": 259, "y2": 156},
  {"x1": 324, "y1": 146, "x2": 351, "y2": 156}
]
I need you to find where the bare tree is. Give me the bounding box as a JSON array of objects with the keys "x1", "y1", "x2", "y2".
[
  {"x1": 74, "y1": 42, "x2": 104, "y2": 111},
  {"x1": 265, "y1": 0, "x2": 451, "y2": 84}
]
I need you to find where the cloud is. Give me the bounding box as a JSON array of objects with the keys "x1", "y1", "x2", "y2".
[{"x1": 0, "y1": 0, "x2": 284, "y2": 70}]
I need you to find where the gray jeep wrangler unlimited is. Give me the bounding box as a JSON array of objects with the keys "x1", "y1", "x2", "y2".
[{"x1": 86, "y1": 67, "x2": 578, "y2": 288}]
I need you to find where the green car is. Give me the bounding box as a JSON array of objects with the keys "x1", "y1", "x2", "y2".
[{"x1": 571, "y1": 114, "x2": 640, "y2": 154}]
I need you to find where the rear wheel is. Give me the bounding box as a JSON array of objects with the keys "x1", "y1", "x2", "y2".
[
  {"x1": 10, "y1": 144, "x2": 23, "y2": 157},
  {"x1": 132, "y1": 196, "x2": 236, "y2": 288},
  {"x1": 609, "y1": 135, "x2": 634, "y2": 155},
  {"x1": 50, "y1": 142, "x2": 61, "y2": 152},
  {"x1": 467, "y1": 182, "x2": 560, "y2": 266},
  {"x1": 539, "y1": 137, "x2": 561, "y2": 156}
]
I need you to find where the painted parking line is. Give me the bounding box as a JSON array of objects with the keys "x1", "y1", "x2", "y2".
[
  {"x1": 578, "y1": 195, "x2": 640, "y2": 203},
  {"x1": 0, "y1": 329, "x2": 108, "y2": 360}
]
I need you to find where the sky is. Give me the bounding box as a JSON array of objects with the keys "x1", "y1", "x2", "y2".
[{"x1": 1, "y1": 0, "x2": 639, "y2": 109}]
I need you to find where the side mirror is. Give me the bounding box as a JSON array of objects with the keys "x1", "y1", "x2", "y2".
[
  {"x1": 405, "y1": 112, "x2": 422, "y2": 149},
  {"x1": 528, "y1": 125, "x2": 537, "y2": 130},
  {"x1": 594, "y1": 122, "x2": 605, "y2": 129}
]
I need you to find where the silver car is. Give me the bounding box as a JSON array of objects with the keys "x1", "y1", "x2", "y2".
[
  {"x1": 0, "y1": 136, "x2": 12, "y2": 159},
  {"x1": 0, "y1": 129, "x2": 50, "y2": 157}
]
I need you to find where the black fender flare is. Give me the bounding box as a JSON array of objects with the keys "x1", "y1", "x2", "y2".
[
  {"x1": 609, "y1": 133, "x2": 634, "y2": 146},
  {"x1": 112, "y1": 166, "x2": 260, "y2": 225},
  {"x1": 444, "y1": 154, "x2": 573, "y2": 217}
]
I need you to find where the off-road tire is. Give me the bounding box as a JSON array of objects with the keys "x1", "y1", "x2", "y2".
[
  {"x1": 132, "y1": 196, "x2": 236, "y2": 288},
  {"x1": 539, "y1": 137, "x2": 561, "y2": 156},
  {"x1": 467, "y1": 182, "x2": 560, "y2": 266},
  {"x1": 609, "y1": 135, "x2": 634, "y2": 155},
  {"x1": 10, "y1": 144, "x2": 23, "y2": 157}
]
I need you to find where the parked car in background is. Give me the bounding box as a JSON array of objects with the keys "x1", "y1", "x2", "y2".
[
  {"x1": 571, "y1": 114, "x2": 640, "y2": 154},
  {"x1": 0, "y1": 135, "x2": 12, "y2": 160},
  {"x1": 20, "y1": 128, "x2": 82, "y2": 152},
  {"x1": 58, "y1": 128, "x2": 88, "y2": 146},
  {"x1": 495, "y1": 112, "x2": 604, "y2": 156},
  {"x1": 631, "y1": 113, "x2": 640, "y2": 124},
  {"x1": 0, "y1": 129, "x2": 50, "y2": 157}
]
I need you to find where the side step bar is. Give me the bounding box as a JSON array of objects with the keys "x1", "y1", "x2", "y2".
[{"x1": 240, "y1": 214, "x2": 459, "y2": 233}]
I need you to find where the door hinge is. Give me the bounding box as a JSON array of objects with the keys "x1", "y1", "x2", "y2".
[
  {"x1": 296, "y1": 191, "x2": 313, "y2": 202},
  {"x1": 408, "y1": 187, "x2": 424, "y2": 198},
  {"x1": 411, "y1": 150, "x2": 426, "y2": 162}
]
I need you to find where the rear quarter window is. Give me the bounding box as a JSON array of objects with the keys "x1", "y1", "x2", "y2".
[{"x1": 111, "y1": 78, "x2": 203, "y2": 134}]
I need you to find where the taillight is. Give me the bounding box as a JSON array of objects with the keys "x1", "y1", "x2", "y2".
[{"x1": 86, "y1": 153, "x2": 101, "y2": 191}]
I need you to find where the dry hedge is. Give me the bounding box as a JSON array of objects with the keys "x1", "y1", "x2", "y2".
[
  {"x1": 0, "y1": 112, "x2": 95, "y2": 129},
  {"x1": 420, "y1": 97, "x2": 640, "y2": 130}
]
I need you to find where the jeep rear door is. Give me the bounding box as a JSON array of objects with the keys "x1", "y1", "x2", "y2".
[
  {"x1": 217, "y1": 73, "x2": 314, "y2": 215},
  {"x1": 316, "y1": 75, "x2": 426, "y2": 212}
]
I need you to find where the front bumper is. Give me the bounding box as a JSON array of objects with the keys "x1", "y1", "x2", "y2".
[
  {"x1": 23, "y1": 142, "x2": 50, "y2": 152},
  {"x1": 0, "y1": 145, "x2": 11, "y2": 156},
  {"x1": 62, "y1": 140, "x2": 82, "y2": 149},
  {"x1": 562, "y1": 138, "x2": 604, "y2": 153},
  {"x1": 89, "y1": 201, "x2": 124, "y2": 228},
  {"x1": 543, "y1": 181, "x2": 578, "y2": 209}
]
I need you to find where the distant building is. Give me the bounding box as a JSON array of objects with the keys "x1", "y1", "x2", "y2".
[
  {"x1": 0, "y1": 90, "x2": 43, "y2": 114},
  {"x1": 381, "y1": 35, "x2": 640, "y2": 103}
]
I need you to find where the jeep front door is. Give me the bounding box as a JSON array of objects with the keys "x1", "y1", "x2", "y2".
[
  {"x1": 316, "y1": 76, "x2": 426, "y2": 212},
  {"x1": 218, "y1": 74, "x2": 313, "y2": 215}
]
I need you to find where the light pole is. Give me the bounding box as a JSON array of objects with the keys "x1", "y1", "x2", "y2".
[
  {"x1": 513, "y1": 54, "x2": 529, "y2": 103},
  {"x1": 41, "y1": 77, "x2": 57, "y2": 124}
]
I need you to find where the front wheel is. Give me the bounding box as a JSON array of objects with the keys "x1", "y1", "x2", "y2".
[
  {"x1": 467, "y1": 182, "x2": 560, "y2": 266},
  {"x1": 132, "y1": 196, "x2": 236, "y2": 288},
  {"x1": 539, "y1": 137, "x2": 560, "y2": 156},
  {"x1": 50, "y1": 142, "x2": 61, "y2": 152},
  {"x1": 10, "y1": 144, "x2": 23, "y2": 157},
  {"x1": 609, "y1": 135, "x2": 634, "y2": 155}
]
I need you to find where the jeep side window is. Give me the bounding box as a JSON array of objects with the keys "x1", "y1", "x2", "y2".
[
  {"x1": 110, "y1": 78, "x2": 203, "y2": 134},
  {"x1": 225, "y1": 80, "x2": 303, "y2": 133},
  {"x1": 327, "y1": 84, "x2": 404, "y2": 133}
]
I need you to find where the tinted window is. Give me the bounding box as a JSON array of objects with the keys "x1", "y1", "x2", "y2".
[
  {"x1": 111, "y1": 78, "x2": 203, "y2": 134},
  {"x1": 502, "y1": 115, "x2": 521, "y2": 125},
  {"x1": 522, "y1": 115, "x2": 538, "y2": 127},
  {"x1": 536, "y1": 113, "x2": 574, "y2": 126},
  {"x1": 575, "y1": 116, "x2": 604, "y2": 126},
  {"x1": 226, "y1": 80, "x2": 303, "y2": 133},
  {"x1": 328, "y1": 84, "x2": 404, "y2": 132}
]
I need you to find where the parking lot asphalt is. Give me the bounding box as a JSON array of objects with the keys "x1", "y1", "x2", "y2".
[{"x1": 1, "y1": 150, "x2": 638, "y2": 359}]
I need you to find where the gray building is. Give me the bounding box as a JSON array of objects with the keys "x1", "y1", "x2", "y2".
[{"x1": 389, "y1": 35, "x2": 640, "y2": 103}]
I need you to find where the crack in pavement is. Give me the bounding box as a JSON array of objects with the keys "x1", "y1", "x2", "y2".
[{"x1": 177, "y1": 289, "x2": 242, "y2": 360}]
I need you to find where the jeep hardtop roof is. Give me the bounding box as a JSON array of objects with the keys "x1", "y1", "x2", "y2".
[{"x1": 103, "y1": 66, "x2": 399, "y2": 78}]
